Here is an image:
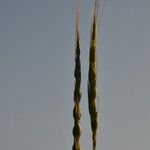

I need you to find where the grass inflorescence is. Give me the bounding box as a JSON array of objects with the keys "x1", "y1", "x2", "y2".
[
  {"x1": 88, "y1": 1, "x2": 100, "y2": 150},
  {"x1": 72, "y1": 7, "x2": 82, "y2": 150}
]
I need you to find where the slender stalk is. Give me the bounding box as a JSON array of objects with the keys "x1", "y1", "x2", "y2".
[{"x1": 72, "y1": 8, "x2": 82, "y2": 150}]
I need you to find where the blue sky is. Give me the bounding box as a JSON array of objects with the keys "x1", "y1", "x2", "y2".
[{"x1": 0, "y1": 0, "x2": 150, "y2": 150}]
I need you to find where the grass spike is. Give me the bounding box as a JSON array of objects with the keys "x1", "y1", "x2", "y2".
[
  {"x1": 88, "y1": 1, "x2": 100, "y2": 150},
  {"x1": 72, "y1": 6, "x2": 82, "y2": 150}
]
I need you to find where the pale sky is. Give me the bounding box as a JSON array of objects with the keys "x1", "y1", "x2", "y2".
[{"x1": 0, "y1": 0, "x2": 150, "y2": 150}]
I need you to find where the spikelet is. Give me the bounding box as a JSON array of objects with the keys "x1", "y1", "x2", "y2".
[
  {"x1": 88, "y1": 1, "x2": 99, "y2": 150},
  {"x1": 72, "y1": 7, "x2": 82, "y2": 150}
]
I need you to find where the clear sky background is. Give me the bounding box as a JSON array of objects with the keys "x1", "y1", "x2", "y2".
[{"x1": 0, "y1": 0, "x2": 150, "y2": 150}]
